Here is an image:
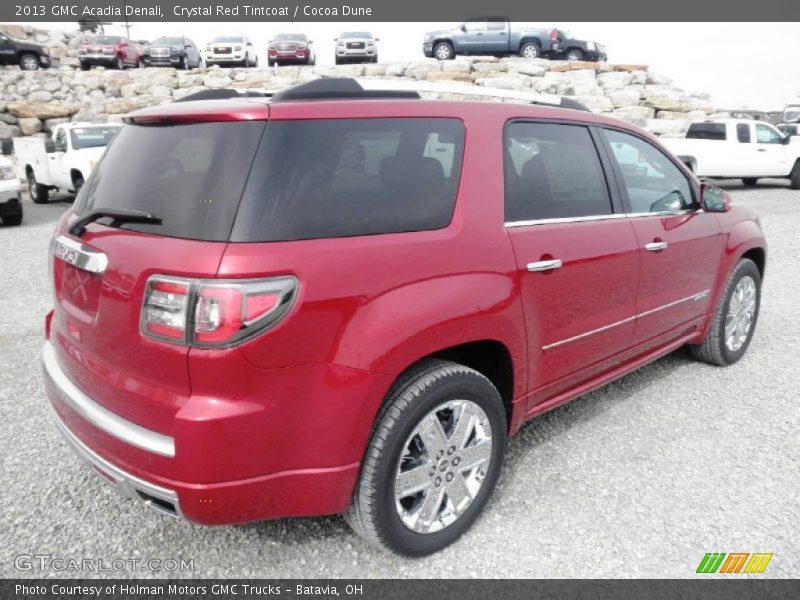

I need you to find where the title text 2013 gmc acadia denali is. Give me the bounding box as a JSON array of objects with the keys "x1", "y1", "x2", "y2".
[{"x1": 42, "y1": 79, "x2": 766, "y2": 556}]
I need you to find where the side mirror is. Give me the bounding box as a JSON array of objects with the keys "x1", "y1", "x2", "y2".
[
  {"x1": 333, "y1": 38, "x2": 338, "y2": 42},
  {"x1": 44, "y1": 138, "x2": 57, "y2": 153},
  {"x1": 460, "y1": 24, "x2": 467, "y2": 32},
  {"x1": 701, "y1": 184, "x2": 730, "y2": 213}
]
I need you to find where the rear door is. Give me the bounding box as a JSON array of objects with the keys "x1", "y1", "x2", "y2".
[
  {"x1": 503, "y1": 121, "x2": 640, "y2": 406},
  {"x1": 601, "y1": 128, "x2": 722, "y2": 344},
  {"x1": 483, "y1": 18, "x2": 510, "y2": 52},
  {"x1": 51, "y1": 119, "x2": 266, "y2": 435}
]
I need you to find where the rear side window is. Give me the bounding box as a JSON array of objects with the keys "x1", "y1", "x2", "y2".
[
  {"x1": 504, "y1": 122, "x2": 612, "y2": 222},
  {"x1": 231, "y1": 118, "x2": 464, "y2": 242},
  {"x1": 686, "y1": 123, "x2": 726, "y2": 140},
  {"x1": 737, "y1": 124, "x2": 751, "y2": 143},
  {"x1": 76, "y1": 121, "x2": 266, "y2": 241}
]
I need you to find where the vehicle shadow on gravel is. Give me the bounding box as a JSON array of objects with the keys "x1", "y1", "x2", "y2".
[
  {"x1": 712, "y1": 178, "x2": 790, "y2": 191},
  {"x1": 231, "y1": 348, "x2": 699, "y2": 552}
]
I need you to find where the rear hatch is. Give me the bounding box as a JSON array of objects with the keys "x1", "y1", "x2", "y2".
[{"x1": 51, "y1": 117, "x2": 266, "y2": 435}]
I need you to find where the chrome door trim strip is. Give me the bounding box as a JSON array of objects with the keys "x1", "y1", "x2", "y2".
[
  {"x1": 505, "y1": 210, "x2": 693, "y2": 228},
  {"x1": 542, "y1": 289, "x2": 711, "y2": 351},
  {"x1": 42, "y1": 342, "x2": 175, "y2": 458},
  {"x1": 53, "y1": 235, "x2": 108, "y2": 275}
]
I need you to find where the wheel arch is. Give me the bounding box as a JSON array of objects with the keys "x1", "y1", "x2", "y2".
[{"x1": 519, "y1": 37, "x2": 542, "y2": 48}]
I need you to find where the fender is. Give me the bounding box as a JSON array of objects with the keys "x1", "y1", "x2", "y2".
[
  {"x1": 331, "y1": 271, "x2": 527, "y2": 396},
  {"x1": 702, "y1": 213, "x2": 767, "y2": 336}
]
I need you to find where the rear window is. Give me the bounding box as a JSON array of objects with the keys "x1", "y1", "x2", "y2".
[
  {"x1": 686, "y1": 123, "x2": 727, "y2": 141},
  {"x1": 230, "y1": 118, "x2": 465, "y2": 242},
  {"x1": 75, "y1": 121, "x2": 266, "y2": 241},
  {"x1": 70, "y1": 125, "x2": 120, "y2": 149}
]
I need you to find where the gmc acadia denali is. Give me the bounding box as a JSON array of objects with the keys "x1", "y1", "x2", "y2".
[{"x1": 42, "y1": 79, "x2": 766, "y2": 556}]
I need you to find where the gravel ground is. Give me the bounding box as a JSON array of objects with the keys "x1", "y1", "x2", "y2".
[{"x1": 0, "y1": 181, "x2": 798, "y2": 579}]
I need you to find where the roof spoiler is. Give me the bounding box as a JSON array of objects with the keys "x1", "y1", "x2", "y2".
[{"x1": 174, "y1": 88, "x2": 276, "y2": 102}]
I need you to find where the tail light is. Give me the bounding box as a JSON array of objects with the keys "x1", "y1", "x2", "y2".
[
  {"x1": 550, "y1": 29, "x2": 558, "y2": 42},
  {"x1": 141, "y1": 275, "x2": 298, "y2": 348}
]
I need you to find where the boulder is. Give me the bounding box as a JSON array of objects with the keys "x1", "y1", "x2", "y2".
[
  {"x1": 427, "y1": 71, "x2": 473, "y2": 83},
  {"x1": 385, "y1": 63, "x2": 407, "y2": 77},
  {"x1": 473, "y1": 62, "x2": 507, "y2": 73},
  {"x1": 27, "y1": 90, "x2": 54, "y2": 102},
  {"x1": 549, "y1": 60, "x2": 602, "y2": 72},
  {"x1": 597, "y1": 71, "x2": 632, "y2": 90},
  {"x1": 474, "y1": 76, "x2": 531, "y2": 89},
  {"x1": 404, "y1": 60, "x2": 441, "y2": 80},
  {"x1": 18, "y1": 118, "x2": 42, "y2": 135},
  {"x1": 442, "y1": 60, "x2": 472, "y2": 73},
  {"x1": 643, "y1": 90, "x2": 693, "y2": 112},
  {"x1": 611, "y1": 106, "x2": 656, "y2": 127},
  {"x1": 0, "y1": 122, "x2": 22, "y2": 139},
  {"x1": 614, "y1": 64, "x2": 648, "y2": 73},
  {"x1": 7, "y1": 101, "x2": 82, "y2": 119},
  {"x1": 647, "y1": 118, "x2": 690, "y2": 136},
  {"x1": 572, "y1": 82, "x2": 603, "y2": 96},
  {"x1": 203, "y1": 75, "x2": 233, "y2": 88},
  {"x1": 646, "y1": 72, "x2": 673, "y2": 85},
  {"x1": 364, "y1": 64, "x2": 388, "y2": 76},
  {"x1": 608, "y1": 88, "x2": 641, "y2": 108}
]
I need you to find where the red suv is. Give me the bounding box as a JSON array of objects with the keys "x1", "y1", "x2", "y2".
[
  {"x1": 79, "y1": 35, "x2": 142, "y2": 70},
  {"x1": 42, "y1": 79, "x2": 766, "y2": 556}
]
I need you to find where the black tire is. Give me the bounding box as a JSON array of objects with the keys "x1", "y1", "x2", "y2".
[
  {"x1": 115, "y1": 56, "x2": 124, "y2": 70},
  {"x1": 519, "y1": 42, "x2": 541, "y2": 59},
  {"x1": 80, "y1": 62, "x2": 91, "y2": 71},
  {"x1": 433, "y1": 42, "x2": 454, "y2": 61},
  {"x1": 268, "y1": 59, "x2": 275, "y2": 67},
  {"x1": 28, "y1": 172, "x2": 49, "y2": 204},
  {"x1": 566, "y1": 48, "x2": 584, "y2": 61},
  {"x1": 72, "y1": 175, "x2": 85, "y2": 199},
  {"x1": 790, "y1": 161, "x2": 800, "y2": 190},
  {"x1": 742, "y1": 178, "x2": 759, "y2": 187},
  {"x1": 19, "y1": 53, "x2": 40, "y2": 70},
  {"x1": 138, "y1": 58, "x2": 145, "y2": 68},
  {"x1": 180, "y1": 55, "x2": 188, "y2": 70},
  {"x1": 346, "y1": 359, "x2": 507, "y2": 556},
  {"x1": 2, "y1": 205, "x2": 22, "y2": 226},
  {"x1": 372, "y1": 55, "x2": 378, "y2": 63},
  {"x1": 689, "y1": 258, "x2": 761, "y2": 366}
]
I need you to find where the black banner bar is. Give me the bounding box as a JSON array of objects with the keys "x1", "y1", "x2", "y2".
[
  {"x1": 2, "y1": 0, "x2": 799, "y2": 22},
  {"x1": 4, "y1": 580, "x2": 800, "y2": 600}
]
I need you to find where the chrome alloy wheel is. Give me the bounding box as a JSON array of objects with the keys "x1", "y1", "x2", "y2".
[
  {"x1": 435, "y1": 45, "x2": 452, "y2": 60},
  {"x1": 725, "y1": 275, "x2": 757, "y2": 352},
  {"x1": 522, "y1": 45, "x2": 538, "y2": 58},
  {"x1": 394, "y1": 399, "x2": 493, "y2": 534}
]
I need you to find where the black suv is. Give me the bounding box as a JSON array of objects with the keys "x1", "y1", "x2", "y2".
[
  {"x1": 548, "y1": 29, "x2": 607, "y2": 62},
  {"x1": 0, "y1": 31, "x2": 51, "y2": 70}
]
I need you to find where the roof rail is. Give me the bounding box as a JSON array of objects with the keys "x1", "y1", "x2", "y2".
[
  {"x1": 175, "y1": 88, "x2": 276, "y2": 102},
  {"x1": 269, "y1": 78, "x2": 589, "y2": 111}
]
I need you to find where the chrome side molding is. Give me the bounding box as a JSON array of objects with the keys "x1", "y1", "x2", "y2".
[{"x1": 53, "y1": 235, "x2": 108, "y2": 275}]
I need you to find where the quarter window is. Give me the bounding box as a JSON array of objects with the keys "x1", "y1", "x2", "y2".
[
  {"x1": 756, "y1": 124, "x2": 783, "y2": 144},
  {"x1": 504, "y1": 122, "x2": 612, "y2": 222},
  {"x1": 604, "y1": 129, "x2": 693, "y2": 213},
  {"x1": 737, "y1": 124, "x2": 751, "y2": 143}
]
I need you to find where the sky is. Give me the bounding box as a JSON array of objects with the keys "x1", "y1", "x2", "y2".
[{"x1": 34, "y1": 20, "x2": 800, "y2": 111}]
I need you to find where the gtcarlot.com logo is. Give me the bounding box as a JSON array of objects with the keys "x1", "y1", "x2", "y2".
[{"x1": 696, "y1": 552, "x2": 773, "y2": 574}]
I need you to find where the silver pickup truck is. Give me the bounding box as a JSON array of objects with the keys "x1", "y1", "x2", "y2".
[{"x1": 423, "y1": 18, "x2": 607, "y2": 62}]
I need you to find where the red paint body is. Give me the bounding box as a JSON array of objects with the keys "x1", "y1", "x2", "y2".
[{"x1": 43, "y1": 98, "x2": 767, "y2": 525}]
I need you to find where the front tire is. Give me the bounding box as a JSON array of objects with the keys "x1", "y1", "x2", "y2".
[
  {"x1": 519, "y1": 42, "x2": 541, "y2": 59},
  {"x1": 689, "y1": 258, "x2": 761, "y2": 366},
  {"x1": 2, "y1": 204, "x2": 22, "y2": 226},
  {"x1": 742, "y1": 178, "x2": 759, "y2": 187},
  {"x1": 180, "y1": 55, "x2": 188, "y2": 70},
  {"x1": 28, "y1": 173, "x2": 49, "y2": 204},
  {"x1": 433, "y1": 42, "x2": 454, "y2": 61},
  {"x1": 115, "y1": 56, "x2": 124, "y2": 70},
  {"x1": 19, "y1": 53, "x2": 40, "y2": 70},
  {"x1": 347, "y1": 359, "x2": 507, "y2": 556},
  {"x1": 566, "y1": 48, "x2": 584, "y2": 61}
]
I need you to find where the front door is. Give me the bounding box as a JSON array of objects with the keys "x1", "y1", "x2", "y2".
[
  {"x1": 504, "y1": 121, "x2": 640, "y2": 406},
  {"x1": 754, "y1": 123, "x2": 791, "y2": 177},
  {"x1": 0, "y1": 33, "x2": 14, "y2": 65},
  {"x1": 601, "y1": 128, "x2": 723, "y2": 343}
]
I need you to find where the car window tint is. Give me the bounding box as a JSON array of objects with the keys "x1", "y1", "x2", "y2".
[
  {"x1": 504, "y1": 122, "x2": 612, "y2": 222},
  {"x1": 756, "y1": 124, "x2": 782, "y2": 144},
  {"x1": 604, "y1": 129, "x2": 693, "y2": 213},
  {"x1": 231, "y1": 118, "x2": 465, "y2": 242},
  {"x1": 686, "y1": 123, "x2": 726, "y2": 140},
  {"x1": 737, "y1": 124, "x2": 751, "y2": 143}
]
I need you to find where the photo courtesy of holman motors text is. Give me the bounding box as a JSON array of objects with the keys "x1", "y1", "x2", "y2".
[{"x1": 0, "y1": 0, "x2": 798, "y2": 595}]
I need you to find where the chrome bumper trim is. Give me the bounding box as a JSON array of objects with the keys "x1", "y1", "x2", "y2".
[
  {"x1": 42, "y1": 342, "x2": 175, "y2": 457},
  {"x1": 50, "y1": 405, "x2": 183, "y2": 519}
]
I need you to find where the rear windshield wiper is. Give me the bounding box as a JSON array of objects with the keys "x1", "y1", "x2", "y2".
[{"x1": 69, "y1": 208, "x2": 162, "y2": 237}]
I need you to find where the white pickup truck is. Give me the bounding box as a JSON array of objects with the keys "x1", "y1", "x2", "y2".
[
  {"x1": 13, "y1": 123, "x2": 121, "y2": 203},
  {"x1": 662, "y1": 118, "x2": 800, "y2": 189}
]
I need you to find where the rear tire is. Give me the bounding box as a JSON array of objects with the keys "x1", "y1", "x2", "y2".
[
  {"x1": 19, "y1": 53, "x2": 40, "y2": 70},
  {"x1": 2, "y1": 205, "x2": 22, "y2": 226},
  {"x1": 346, "y1": 359, "x2": 507, "y2": 556},
  {"x1": 742, "y1": 178, "x2": 759, "y2": 187},
  {"x1": 790, "y1": 161, "x2": 800, "y2": 190},
  {"x1": 689, "y1": 258, "x2": 761, "y2": 366},
  {"x1": 28, "y1": 173, "x2": 49, "y2": 204},
  {"x1": 519, "y1": 42, "x2": 541, "y2": 59}
]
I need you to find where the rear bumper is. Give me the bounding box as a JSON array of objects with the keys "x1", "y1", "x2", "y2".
[{"x1": 42, "y1": 341, "x2": 374, "y2": 524}]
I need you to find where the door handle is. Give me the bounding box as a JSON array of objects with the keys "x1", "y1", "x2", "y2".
[
  {"x1": 645, "y1": 241, "x2": 668, "y2": 252},
  {"x1": 527, "y1": 259, "x2": 562, "y2": 272}
]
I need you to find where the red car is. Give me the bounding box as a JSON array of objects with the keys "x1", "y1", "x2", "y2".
[
  {"x1": 78, "y1": 35, "x2": 142, "y2": 70},
  {"x1": 267, "y1": 33, "x2": 315, "y2": 66},
  {"x1": 42, "y1": 79, "x2": 766, "y2": 556}
]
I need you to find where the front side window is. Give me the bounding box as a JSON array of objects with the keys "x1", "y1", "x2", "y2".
[
  {"x1": 756, "y1": 124, "x2": 783, "y2": 144},
  {"x1": 231, "y1": 118, "x2": 465, "y2": 242},
  {"x1": 504, "y1": 122, "x2": 612, "y2": 222},
  {"x1": 464, "y1": 20, "x2": 486, "y2": 33},
  {"x1": 604, "y1": 129, "x2": 693, "y2": 213},
  {"x1": 737, "y1": 124, "x2": 751, "y2": 143}
]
